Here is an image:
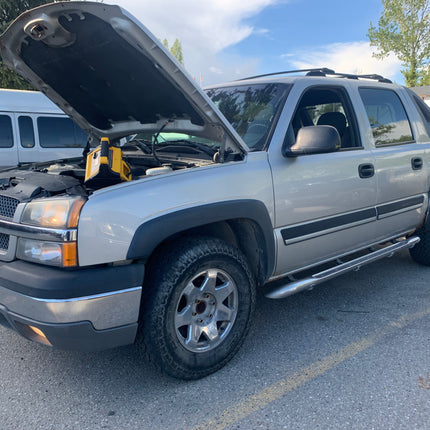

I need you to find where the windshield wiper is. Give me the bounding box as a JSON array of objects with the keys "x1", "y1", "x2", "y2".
[
  {"x1": 156, "y1": 140, "x2": 218, "y2": 158},
  {"x1": 125, "y1": 138, "x2": 152, "y2": 154}
]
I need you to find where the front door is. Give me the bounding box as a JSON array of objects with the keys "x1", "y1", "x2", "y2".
[{"x1": 269, "y1": 84, "x2": 378, "y2": 276}]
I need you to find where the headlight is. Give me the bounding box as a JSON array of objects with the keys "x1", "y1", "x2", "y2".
[
  {"x1": 21, "y1": 197, "x2": 85, "y2": 228},
  {"x1": 18, "y1": 197, "x2": 85, "y2": 267},
  {"x1": 16, "y1": 239, "x2": 77, "y2": 267}
]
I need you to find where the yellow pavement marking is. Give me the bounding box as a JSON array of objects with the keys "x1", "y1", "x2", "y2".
[{"x1": 194, "y1": 307, "x2": 430, "y2": 430}]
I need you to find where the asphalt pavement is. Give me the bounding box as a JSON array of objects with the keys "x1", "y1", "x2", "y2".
[{"x1": 0, "y1": 249, "x2": 429, "y2": 429}]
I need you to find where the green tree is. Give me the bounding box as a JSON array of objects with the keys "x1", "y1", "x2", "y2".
[
  {"x1": 421, "y1": 66, "x2": 430, "y2": 84},
  {"x1": 170, "y1": 39, "x2": 184, "y2": 65},
  {"x1": 0, "y1": 0, "x2": 70, "y2": 89},
  {"x1": 368, "y1": 0, "x2": 430, "y2": 87},
  {"x1": 162, "y1": 38, "x2": 184, "y2": 66}
]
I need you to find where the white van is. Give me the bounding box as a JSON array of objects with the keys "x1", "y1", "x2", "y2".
[{"x1": 0, "y1": 89, "x2": 87, "y2": 169}]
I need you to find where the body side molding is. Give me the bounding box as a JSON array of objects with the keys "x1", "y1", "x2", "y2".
[{"x1": 280, "y1": 195, "x2": 425, "y2": 246}]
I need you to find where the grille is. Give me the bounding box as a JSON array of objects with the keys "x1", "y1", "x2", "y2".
[
  {"x1": 0, "y1": 195, "x2": 20, "y2": 219},
  {"x1": 0, "y1": 233, "x2": 9, "y2": 251},
  {"x1": 0, "y1": 195, "x2": 19, "y2": 254}
]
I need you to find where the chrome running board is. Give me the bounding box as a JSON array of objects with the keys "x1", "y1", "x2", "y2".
[{"x1": 265, "y1": 236, "x2": 420, "y2": 299}]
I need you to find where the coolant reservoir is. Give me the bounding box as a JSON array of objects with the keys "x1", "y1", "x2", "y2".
[{"x1": 145, "y1": 165, "x2": 173, "y2": 176}]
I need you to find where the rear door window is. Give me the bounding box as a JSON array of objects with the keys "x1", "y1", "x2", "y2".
[{"x1": 359, "y1": 88, "x2": 414, "y2": 146}]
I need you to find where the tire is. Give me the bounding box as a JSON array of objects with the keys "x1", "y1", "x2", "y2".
[
  {"x1": 139, "y1": 237, "x2": 256, "y2": 380},
  {"x1": 410, "y1": 218, "x2": 430, "y2": 265}
]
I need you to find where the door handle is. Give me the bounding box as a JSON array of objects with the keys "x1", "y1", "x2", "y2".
[
  {"x1": 358, "y1": 163, "x2": 374, "y2": 178},
  {"x1": 411, "y1": 157, "x2": 423, "y2": 170}
]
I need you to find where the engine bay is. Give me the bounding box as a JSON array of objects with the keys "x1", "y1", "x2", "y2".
[{"x1": 0, "y1": 134, "x2": 241, "y2": 202}]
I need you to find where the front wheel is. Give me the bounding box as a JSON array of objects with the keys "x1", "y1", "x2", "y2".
[{"x1": 140, "y1": 238, "x2": 256, "y2": 380}]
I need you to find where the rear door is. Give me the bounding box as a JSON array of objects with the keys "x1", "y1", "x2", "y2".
[{"x1": 358, "y1": 87, "x2": 428, "y2": 241}]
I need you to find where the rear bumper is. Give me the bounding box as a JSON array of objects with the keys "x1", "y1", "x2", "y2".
[{"x1": 0, "y1": 260, "x2": 144, "y2": 350}]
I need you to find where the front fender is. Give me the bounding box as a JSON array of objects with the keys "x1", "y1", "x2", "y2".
[{"x1": 126, "y1": 199, "x2": 275, "y2": 279}]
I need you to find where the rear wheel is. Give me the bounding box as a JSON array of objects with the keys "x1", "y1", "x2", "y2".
[
  {"x1": 410, "y1": 218, "x2": 430, "y2": 265},
  {"x1": 140, "y1": 238, "x2": 255, "y2": 379}
]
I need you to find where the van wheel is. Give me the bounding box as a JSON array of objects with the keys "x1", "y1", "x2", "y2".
[{"x1": 140, "y1": 238, "x2": 256, "y2": 380}]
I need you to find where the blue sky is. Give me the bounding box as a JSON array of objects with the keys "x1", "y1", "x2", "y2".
[
  {"x1": 231, "y1": 0, "x2": 382, "y2": 58},
  {"x1": 114, "y1": 0, "x2": 404, "y2": 85}
]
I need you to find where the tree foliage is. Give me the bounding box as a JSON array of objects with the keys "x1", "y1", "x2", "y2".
[
  {"x1": 163, "y1": 38, "x2": 184, "y2": 66},
  {"x1": 170, "y1": 39, "x2": 184, "y2": 66},
  {"x1": 368, "y1": 0, "x2": 430, "y2": 87},
  {"x1": 422, "y1": 66, "x2": 430, "y2": 84}
]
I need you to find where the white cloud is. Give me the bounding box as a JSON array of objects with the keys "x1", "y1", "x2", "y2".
[
  {"x1": 112, "y1": 0, "x2": 280, "y2": 84},
  {"x1": 253, "y1": 28, "x2": 271, "y2": 36},
  {"x1": 286, "y1": 41, "x2": 403, "y2": 82}
]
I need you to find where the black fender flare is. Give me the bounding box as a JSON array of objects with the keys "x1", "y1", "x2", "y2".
[{"x1": 126, "y1": 199, "x2": 275, "y2": 281}]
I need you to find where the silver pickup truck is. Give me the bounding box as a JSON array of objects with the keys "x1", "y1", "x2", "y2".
[{"x1": 0, "y1": 2, "x2": 430, "y2": 380}]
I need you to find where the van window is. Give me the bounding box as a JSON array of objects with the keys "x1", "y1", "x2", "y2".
[
  {"x1": 18, "y1": 116, "x2": 35, "y2": 148},
  {"x1": 0, "y1": 115, "x2": 13, "y2": 148},
  {"x1": 37, "y1": 117, "x2": 87, "y2": 148}
]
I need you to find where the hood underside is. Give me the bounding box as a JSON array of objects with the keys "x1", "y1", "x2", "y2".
[{"x1": 0, "y1": 1, "x2": 246, "y2": 153}]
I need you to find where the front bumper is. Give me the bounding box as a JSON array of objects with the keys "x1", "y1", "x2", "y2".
[{"x1": 0, "y1": 260, "x2": 144, "y2": 351}]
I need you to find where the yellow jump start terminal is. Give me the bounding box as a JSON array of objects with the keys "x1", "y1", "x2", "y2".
[{"x1": 85, "y1": 137, "x2": 132, "y2": 186}]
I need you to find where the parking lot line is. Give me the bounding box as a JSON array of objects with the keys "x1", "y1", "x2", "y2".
[{"x1": 194, "y1": 306, "x2": 430, "y2": 430}]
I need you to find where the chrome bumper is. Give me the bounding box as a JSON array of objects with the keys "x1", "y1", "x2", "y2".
[{"x1": 0, "y1": 285, "x2": 142, "y2": 330}]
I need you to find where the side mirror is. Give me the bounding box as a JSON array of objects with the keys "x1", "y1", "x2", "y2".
[{"x1": 283, "y1": 125, "x2": 340, "y2": 157}]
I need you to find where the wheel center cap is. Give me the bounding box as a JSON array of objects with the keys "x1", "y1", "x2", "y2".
[
  {"x1": 194, "y1": 294, "x2": 216, "y2": 320},
  {"x1": 195, "y1": 301, "x2": 207, "y2": 314}
]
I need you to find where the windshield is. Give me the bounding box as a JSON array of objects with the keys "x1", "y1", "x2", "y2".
[
  {"x1": 206, "y1": 83, "x2": 289, "y2": 150},
  {"x1": 126, "y1": 132, "x2": 219, "y2": 149},
  {"x1": 123, "y1": 131, "x2": 223, "y2": 163}
]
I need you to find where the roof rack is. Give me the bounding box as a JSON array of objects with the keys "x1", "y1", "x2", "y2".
[{"x1": 239, "y1": 68, "x2": 392, "y2": 84}]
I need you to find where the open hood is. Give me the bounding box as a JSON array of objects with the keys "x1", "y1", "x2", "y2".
[{"x1": 0, "y1": 1, "x2": 247, "y2": 153}]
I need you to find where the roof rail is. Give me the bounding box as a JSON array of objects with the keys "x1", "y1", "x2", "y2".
[{"x1": 239, "y1": 68, "x2": 392, "y2": 83}]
